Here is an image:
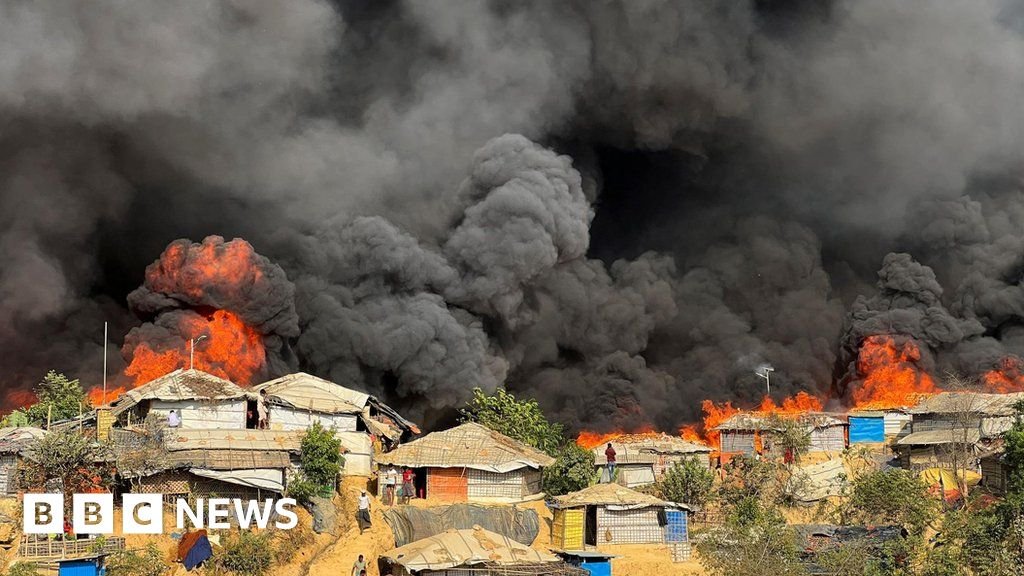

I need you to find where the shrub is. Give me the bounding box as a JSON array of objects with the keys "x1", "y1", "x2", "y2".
[
  {"x1": 105, "y1": 544, "x2": 170, "y2": 576},
  {"x1": 218, "y1": 531, "x2": 273, "y2": 576},
  {"x1": 542, "y1": 443, "x2": 594, "y2": 496},
  {"x1": 460, "y1": 388, "x2": 564, "y2": 456},
  {"x1": 658, "y1": 458, "x2": 714, "y2": 508},
  {"x1": 285, "y1": 474, "x2": 323, "y2": 504},
  {"x1": 843, "y1": 468, "x2": 937, "y2": 535},
  {"x1": 5, "y1": 563, "x2": 40, "y2": 576},
  {"x1": 24, "y1": 371, "x2": 91, "y2": 426},
  {"x1": 300, "y1": 422, "x2": 344, "y2": 489}
]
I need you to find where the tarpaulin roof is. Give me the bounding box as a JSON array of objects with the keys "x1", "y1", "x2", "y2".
[
  {"x1": 896, "y1": 429, "x2": 981, "y2": 446},
  {"x1": 111, "y1": 369, "x2": 246, "y2": 415},
  {"x1": 785, "y1": 459, "x2": 848, "y2": 502},
  {"x1": 0, "y1": 427, "x2": 46, "y2": 454},
  {"x1": 252, "y1": 372, "x2": 365, "y2": 414},
  {"x1": 189, "y1": 468, "x2": 285, "y2": 492},
  {"x1": 548, "y1": 482, "x2": 689, "y2": 510},
  {"x1": 382, "y1": 526, "x2": 560, "y2": 572},
  {"x1": 910, "y1": 392, "x2": 1024, "y2": 416},
  {"x1": 163, "y1": 429, "x2": 305, "y2": 452},
  {"x1": 919, "y1": 468, "x2": 981, "y2": 489},
  {"x1": 715, "y1": 412, "x2": 846, "y2": 432},
  {"x1": 375, "y1": 423, "x2": 555, "y2": 472},
  {"x1": 382, "y1": 504, "x2": 540, "y2": 548}
]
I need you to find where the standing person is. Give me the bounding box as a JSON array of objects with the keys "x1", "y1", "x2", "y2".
[
  {"x1": 351, "y1": 554, "x2": 367, "y2": 576},
  {"x1": 604, "y1": 443, "x2": 617, "y2": 483},
  {"x1": 167, "y1": 409, "x2": 181, "y2": 428},
  {"x1": 402, "y1": 468, "x2": 415, "y2": 504},
  {"x1": 257, "y1": 389, "x2": 269, "y2": 429},
  {"x1": 357, "y1": 491, "x2": 372, "y2": 533},
  {"x1": 385, "y1": 467, "x2": 398, "y2": 506}
]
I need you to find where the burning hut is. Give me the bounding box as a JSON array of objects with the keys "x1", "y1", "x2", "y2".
[
  {"x1": 592, "y1": 433, "x2": 711, "y2": 488},
  {"x1": 381, "y1": 526, "x2": 586, "y2": 576},
  {"x1": 715, "y1": 413, "x2": 847, "y2": 457},
  {"x1": 0, "y1": 427, "x2": 45, "y2": 496},
  {"x1": 847, "y1": 409, "x2": 912, "y2": 444},
  {"x1": 120, "y1": 428, "x2": 305, "y2": 501},
  {"x1": 374, "y1": 423, "x2": 554, "y2": 502},
  {"x1": 108, "y1": 369, "x2": 248, "y2": 430},
  {"x1": 895, "y1": 392, "x2": 1024, "y2": 471},
  {"x1": 547, "y1": 483, "x2": 690, "y2": 552}
]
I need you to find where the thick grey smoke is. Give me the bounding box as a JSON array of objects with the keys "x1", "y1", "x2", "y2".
[{"x1": 7, "y1": 0, "x2": 1024, "y2": 431}]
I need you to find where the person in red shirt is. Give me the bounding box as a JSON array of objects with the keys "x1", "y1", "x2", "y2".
[
  {"x1": 62, "y1": 518, "x2": 73, "y2": 541},
  {"x1": 402, "y1": 468, "x2": 415, "y2": 504},
  {"x1": 605, "y1": 443, "x2": 617, "y2": 483}
]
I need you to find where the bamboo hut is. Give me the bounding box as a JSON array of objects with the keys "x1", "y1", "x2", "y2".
[
  {"x1": 547, "y1": 483, "x2": 691, "y2": 553},
  {"x1": 848, "y1": 409, "x2": 912, "y2": 444},
  {"x1": 716, "y1": 413, "x2": 847, "y2": 457},
  {"x1": 0, "y1": 427, "x2": 45, "y2": 496},
  {"x1": 592, "y1": 433, "x2": 711, "y2": 488},
  {"x1": 375, "y1": 423, "x2": 554, "y2": 502},
  {"x1": 109, "y1": 369, "x2": 248, "y2": 430},
  {"x1": 381, "y1": 526, "x2": 586, "y2": 576}
]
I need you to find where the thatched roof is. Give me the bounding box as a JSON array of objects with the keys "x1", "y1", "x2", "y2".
[
  {"x1": 909, "y1": 392, "x2": 1024, "y2": 417},
  {"x1": 549, "y1": 482, "x2": 688, "y2": 510},
  {"x1": 252, "y1": 372, "x2": 365, "y2": 415},
  {"x1": 715, "y1": 412, "x2": 846, "y2": 432},
  {"x1": 382, "y1": 526, "x2": 564, "y2": 572},
  {"x1": 595, "y1": 433, "x2": 710, "y2": 455},
  {"x1": 896, "y1": 429, "x2": 981, "y2": 446},
  {"x1": 110, "y1": 369, "x2": 245, "y2": 415},
  {"x1": 162, "y1": 428, "x2": 305, "y2": 452},
  {"x1": 375, "y1": 423, "x2": 555, "y2": 472}
]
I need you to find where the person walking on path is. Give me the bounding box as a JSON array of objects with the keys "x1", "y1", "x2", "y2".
[
  {"x1": 352, "y1": 554, "x2": 367, "y2": 576},
  {"x1": 357, "y1": 491, "x2": 372, "y2": 533}
]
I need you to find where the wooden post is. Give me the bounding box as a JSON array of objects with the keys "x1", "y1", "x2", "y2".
[{"x1": 46, "y1": 405, "x2": 51, "y2": 429}]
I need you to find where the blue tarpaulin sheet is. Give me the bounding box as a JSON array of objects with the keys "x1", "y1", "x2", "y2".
[
  {"x1": 183, "y1": 534, "x2": 212, "y2": 570},
  {"x1": 665, "y1": 509, "x2": 688, "y2": 542},
  {"x1": 849, "y1": 417, "x2": 885, "y2": 443}
]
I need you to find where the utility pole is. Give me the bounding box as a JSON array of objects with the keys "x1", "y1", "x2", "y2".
[
  {"x1": 102, "y1": 321, "x2": 108, "y2": 405},
  {"x1": 756, "y1": 366, "x2": 775, "y2": 397},
  {"x1": 190, "y1": 335, "x2": 208, "y2": 370}
]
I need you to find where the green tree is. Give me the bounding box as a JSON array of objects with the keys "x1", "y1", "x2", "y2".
[
  {"x1": 22, "y1": 428, "x2": 113, "y2": 500},
  {"x1": 699, "y1": 502, "x2": 807, "y2": 576},
  {"x1": 1003, "y1": 399, "x2": 1024, "y2": 495},
  {"x1": 542, "y1": 443, "x2": 594, "y2": 496},
  {"x1": 460, "y1": 388, "x2": 564, "y2": 455},
  {"x1": 658, "y1": 458, "x2": 715, "y2": 508},
  {"x1": 289, "y1": 422, "x2": 344, "y2": 501},
  {"x1": 23, "y1": 371, "x2": 90, "y2": 426},
  {"x1": 843, "y1": 468, "x2": 937, "y2": 536},
  {"x1": 1, "y1": 410, "x2": 29, "y2": 428},
  {"x1": 765, "y1": 415, "x2": 812, "y2": 464}
]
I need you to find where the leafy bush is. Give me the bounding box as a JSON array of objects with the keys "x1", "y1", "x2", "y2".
[
  {"x1": 658, "y1": 458, "x2": 714, "y2": 508},
  {"x1": 218, "y1": 531, "x2": 273, "y2": 576},
  {"x1": 300, "y1": 422, "x2": 344, "y2": 489},
  {"x1": 23, "y1": 371, "x2": 91, "y2": 425},
  {"x1": 542, "y1": 443, "x2": 594, "y2": 496},
  {"x1": 460, "y1": 388, "x2": 564, "y2": 455},
  {"x1": 764, "y1": 415, "x2": 812, "y2": 463},
  {"x1": 5, "y1": 562, "x2": 40, "y2": 576},
  {"x1": 285, "y1": 474, "x2": 322, "y2": 504},
  {"x1": 843, "y1": 469, "x2": 937, "y2": 535},
  {"x1": 21, "y1": 428, "x2": 113, "y2": 496},
  {"x1": 699, "y1": 506, "x2": 806, "y2": 576},
  {"x1": 105, "y1": 544, "x2": 170, "y2": 576}
]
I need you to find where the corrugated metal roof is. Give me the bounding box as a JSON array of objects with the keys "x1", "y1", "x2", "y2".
[
  {"x1": 253, "y1": 372, "x2": 366, "y2": 414},
  {"x1": 111, "y1": 369, "x2": 246, "y2": 415},
  {"x1": 896, "y1": 429, "x2": 981, "y2": 446},
  {"x1": 162, "y1": 429, "x2": 305, "y2": 452},
  {"x1": 375, "y1": 422, "x2": 555, "y2": 472},
  {"x1": 910, "y1": 392, "x2": 1024, "y2": 416},
  {"x1": 382, "y1": 527, "x2": 563, "y2": 572},
  {"x1": 549, "y1": 482, "x2": 687, "y2": 509}
]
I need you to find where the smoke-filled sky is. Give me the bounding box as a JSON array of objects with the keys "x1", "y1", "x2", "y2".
[{"x1": 5, "y1": 0, "x2": 1024, "y2": 431}]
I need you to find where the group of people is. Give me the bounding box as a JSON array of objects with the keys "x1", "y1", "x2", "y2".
[{"x1": 379, "y1": 467, "x2": 417, "y2": 506}]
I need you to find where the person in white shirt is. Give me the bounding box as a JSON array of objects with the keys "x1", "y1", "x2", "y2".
[
  {"x1": 167, "y1": 410, "x2": 181, "y2": 428},
  {"x1": 357, "y1": 491, "x2": 371, "y2": 533}
]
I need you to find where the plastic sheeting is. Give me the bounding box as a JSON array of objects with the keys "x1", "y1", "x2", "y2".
[
  {"x1": 178, "y1": 530, "x2": 213, "y2": 571},
  {"x1": 849, "y1": 417, "x2": 885, "y2": 444},
  {"x1": 383, "y1": 503, "x2": 539, "y2": 547},
  {"x1": 189, "y1": 468, "x2": 284, "y2": 492}
]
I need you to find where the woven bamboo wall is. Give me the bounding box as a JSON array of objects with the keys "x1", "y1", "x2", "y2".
[
  {"x1": 551, "y1": 508, "x2": 585, "y2": 550},
  {"x1": 669, "y1": 542, "x2": 692, "y2": 562},
  {"x1": 981, "y1": 459, "x2": 1006, "y2": 492},
  {"x1": 720, "y1": 431, "x2": 756, "y2": 455},
  {"x1": 467, "y1": 469, "x2": 524, "y2": 499},
  {"x1": 427, "y1": 467, "x2": 468, "y2": 501},
  {"x1": 595, "y1": 507, "x2": 663, "y2": 544},
  {"x1": 137, "y1": 471, "x2": 191, "y2": 495},
  {"x1": 809, "y1": 427, "x2": 846, "y2": 452},
  {"x1": 0, "y1": 454, "x2": 16, "y2": 495}
]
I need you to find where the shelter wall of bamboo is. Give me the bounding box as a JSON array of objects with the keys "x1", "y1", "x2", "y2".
[
  {"x1": 595, "y1": 507, "x2": 663, "y2": 544},
  {"x1": 149, "y1": 399, "x2": 246, "y2": 429},
  {"x1": 268, "y1": 407, "x2": 358, "y2": 433}
]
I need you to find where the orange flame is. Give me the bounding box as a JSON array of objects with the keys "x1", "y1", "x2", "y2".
[
  {"x1": 982, "y1": 357, "x2": 1024, "y2": 393},
  {"x1": 696, "y1": 392, "x2": 823, "y2": 450},
  {"x1": 87, "y1": 386, "x2": 128, "y2": 406},
  {"x1": 576, "y1": 425, "x2": 658, "y2": 450},
  {"x1": 125, "y1": 310, "x2": 265, "y2": 386},
  {"x1": 148, "y1": 238, "x2": 264, "y2": 302},
  {"x1": 851, "y1": 335, "x2": 936, "y2": 409}
]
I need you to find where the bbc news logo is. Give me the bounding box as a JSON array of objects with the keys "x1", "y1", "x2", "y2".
[{"x1": 24, "y1": 494, "x2": 299, "y2": 534}]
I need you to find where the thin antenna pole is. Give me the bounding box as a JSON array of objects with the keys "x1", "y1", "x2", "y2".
[
  {"x1": 102, "y1": 321, "x2": 108, "y2": 404},
  {"x1": 190, "y1": 339, "x2": 195, "y2": 370}
]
